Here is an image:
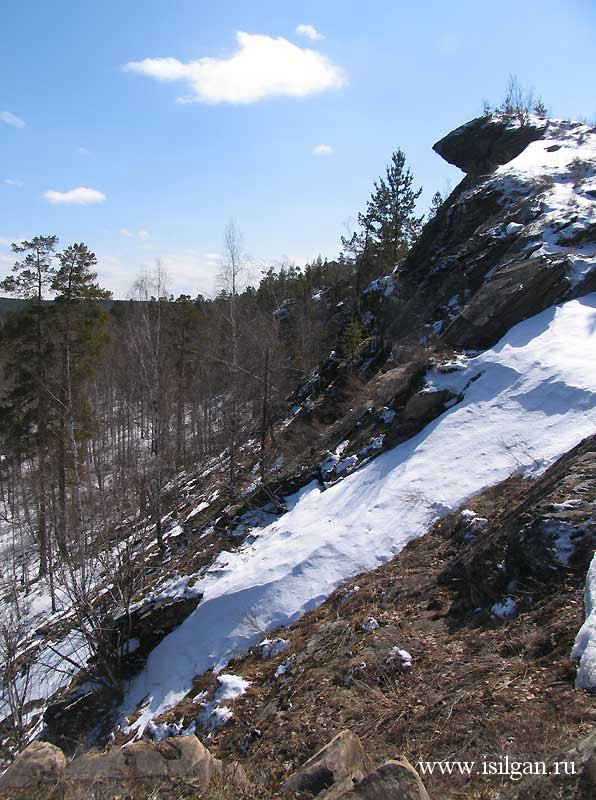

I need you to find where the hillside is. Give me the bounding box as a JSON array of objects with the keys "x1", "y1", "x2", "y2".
[{"x1": 0, "y1": 110, "x2": 595, "y2": 799}]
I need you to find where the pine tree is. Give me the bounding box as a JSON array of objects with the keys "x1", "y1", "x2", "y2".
[
  {"x1": 341, "y1": 149, "x2": 423, "y2": 288},
  {"x1": 364, "y1": 149, "x2": 424, "y2": 271},
  {"x1": 339, "y1": 318, "x2": 364, "y2": 360},
  {"x1": 0, "y1": 236, "x2": 58, "y2": 576},
  {"x1": 428, "y1": 190, "x2": 443, "y2": 220},
  {"x1": 51, "y1": 243, "x2": 111, "y2": 557}
]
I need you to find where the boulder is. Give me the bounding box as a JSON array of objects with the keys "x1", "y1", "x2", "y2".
[
  {"x1": 225, "y1": 759, "x2": 252, "y2": 792},
  {"x1": 403, "y1": 390, "x2": 453, "y2": 424},
  {"x1": 284, "y1": 730, "x2": 373, "y2": 798},
  {"x1": 433, "y1": 114, "x2": 547, "y2": 174},
  {"x1": 442, "y1": 254, "x2": 568, "y2": 350},
  {"x1": 63, "y1": 734, "x2": 221, "y2": 798},
  {"x1": 0, "y1": 741, "x2": 66, "y2": 795},
  {"x1": 340, "y1": 757, "x2": 431, "y2": 799}
]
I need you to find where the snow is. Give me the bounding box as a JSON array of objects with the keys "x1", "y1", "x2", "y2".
[
  {"x1": 214, "y1": 673, "x2": 250, "y2": 701},
  {"x1": 551, "y1": 499, "x2": 583, "y2": 511},
  {"x1": 359, "y1": 436, "x2": 385, "y2": 458},
  {"x1": 186, "y1": 501, "x2": 209, "y2": 521},
  {"x1": 128, "y1": 572, "x2": 202, "y2": 614},
  {"x1": 0, "y1": 629, "x2": 91, "y2": 735},
  {"x1": 379, "y1": 407, "x2": 396, "y2": 424},
  {"x1": 320, "y1": 441, "x2": 358, "y2": 477},
  {"x1": 491, "y1": 597, "x2": 517, "y2": 618},
  {"x1": 259, "y1": 637, "x2": 289, "y2": 659},
  {"x1": 460, "y1": 509, "x2": 489, "y2": 542},
  {"x1": 543, "y1": 519, "x2": 578, "y2": 565},
  {"x1": 274, "y1": 654, "x2": 296, "y2": 679},
  {"x1": 361, "y1": 617, "x2": 380, "y2": 632},
  {"x1": 572, "y1": 553, "x2": 596, "y2": 690},
  {"x1": 388, "y1": 646, "x2": 412, "y2": 670},
  {"x1": 364, "y1": 275, "x2": 395, "y2": 297},
  {"x1": 489, "y1": 120, "x2": 596, "y2": 290},
  {"x1": 123, "y1": 295, "x2": 596, "y2": 732}
]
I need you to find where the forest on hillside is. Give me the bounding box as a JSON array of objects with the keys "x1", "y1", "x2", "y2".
[{"x1": 0, "y1": 143, "x2": 428, "y2": 713}]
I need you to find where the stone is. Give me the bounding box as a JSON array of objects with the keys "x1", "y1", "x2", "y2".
[
  {"x1": 403, "y1": 390, "x2": 453, "y2": 424},
  {"x1": 0, "y1": 741, "x2": 66, "y2": 795},
  {"x1": 340, "y1": 757, "x2": 431, "y2": 799},
  {"x1": 442, "y1": 254, "x2": 568, "y2": 350},
  {"x1": 124, "y1": 736, "x2": 221, "y2": 783},
  {"x1": 63, "y1": 734, "x2": 221, "y2": 798},
  {"x1": 284, "y1": 730, "x2": 373, "y2": 798},
  {"x1": 433, "y1": 114, "x2": 547, "y2": 174},
  {"x1": 225, "y1": 760, "x2": 252, "y2": 792}
]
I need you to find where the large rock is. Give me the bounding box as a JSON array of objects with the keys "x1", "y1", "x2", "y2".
[
  {"x1": 0, "y1": 741, "x2": 66, "y2": 796},
  {"x1": 63, "y1": 734, "x2": 221, "y2": 798},
  {"x1": 340, "y1": 757, "x2": 431, "y2": 799},
  {"x1": 403, "y1": 390, "x2": 453, "y2": 425},
  {"x1": 442, "y1": 254, "x2": 568, "y2": 350},
  {"x1": 284, "y1": 730, "x2": 372, "y2": 798},
  {"x1": 433, "y1": 114, "x2": 547, "y2": 174}
]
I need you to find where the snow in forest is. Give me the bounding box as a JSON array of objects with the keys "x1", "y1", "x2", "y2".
[{"x1": 122, "y1": 294, "x2": 596, "y2": 732}]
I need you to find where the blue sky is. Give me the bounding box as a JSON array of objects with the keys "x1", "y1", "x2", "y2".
[{"x1": 1, "y1": 0, "x2": 595, "y2": 298}]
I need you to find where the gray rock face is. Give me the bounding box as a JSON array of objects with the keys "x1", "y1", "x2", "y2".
[
  {"x1": 433, "y1": 114, "x2": 547, "y2": 174},
  {"x1": 284, "y1": 730, "x2": 373, "y2": 798},
  {"x1": 403, "y1": 389, "x2": 454, "y2": 425},
  {"x1": 62, "y1": 735, "x2": 221, "y2": 798},
  {"x1": 442, "y1": 254, "x2": 568, "y2": 349},
  {"x1": 0, "y1": 741, "x2": 66, "y2": 795},
  {"x1": 397, "y1": 116, "x2": 596, "y2": 352},
  {"x1": 341, "y1": 758, "x2": 431, "y2": 799}
]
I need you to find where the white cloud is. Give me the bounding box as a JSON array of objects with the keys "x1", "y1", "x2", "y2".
[
  {"x1": 0, "y1": 111, "x2": 26, "y2": 128},
  {"x1": 313, "y1": 143, "x2": 333, "y2": 155},
  {"x1": 3, "y1": 178, "x2": 24, "y2": 187},
  {"x1": 120, "y1": 227, "x2": 150, "y2": 240},
  {"x1": 296, "y1": 24, "x2": 324, "y2": 41},
  {"x1": 77, "y1": 146, "x2": 90, "y2": 155},
  {"x1": 44, "y1": 187, "x2": 106, "y2": 205},
  {"x1": 124, "y1": 30, "x2": 345, "y2": 104}
]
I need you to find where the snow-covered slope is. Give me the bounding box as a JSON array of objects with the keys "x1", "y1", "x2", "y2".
[{"x1": 124, "y1": 294, "x2": 596, "y2": 732}]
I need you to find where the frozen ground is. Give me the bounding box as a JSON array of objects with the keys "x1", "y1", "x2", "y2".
[{"x1": 123, "y1": 294, "x2": 596, "y2": 732}]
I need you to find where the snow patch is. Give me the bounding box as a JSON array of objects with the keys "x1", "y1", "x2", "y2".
[
  {"x1": 258, "y1": 637, "x2": 289, "y2": 659},
  {"x1": 572, "y1": 553, "x2": 596, "y2": 690},
  {"x1": 491, "y1": 597, "x2": 517, "y2": 618}
]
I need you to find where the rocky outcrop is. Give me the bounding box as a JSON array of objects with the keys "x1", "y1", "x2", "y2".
[
  {"x1": 442, "y1": 253, "x2": 569, "y2": 349},
  {"x1": 397, "y1": 115, "x2": 596, "y2": 351},
  {"x1": 440, "y1": 433, "x2": 596, "y2": 612},
  {"x1": 0, "y1": 741, "x2": 66, "y2": 797},
  {"x1": 342, "y1": 757, "x2": 431, "y2": 799},
  {"x1": 285, "y1": 734, "x2": 431, "y2": 800},
  {"x1": 284, "y1": 730, "x2": 373, "y2": 798},
  {"x1": 433, "y1": 114, "x2": 547, "y2": 174},
  {"x1": 403, "y1": 389, "x2": 454, "y2": 425},
  {"x1": 62, "y1": 735, "x2": 221, "y2": 798}
]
